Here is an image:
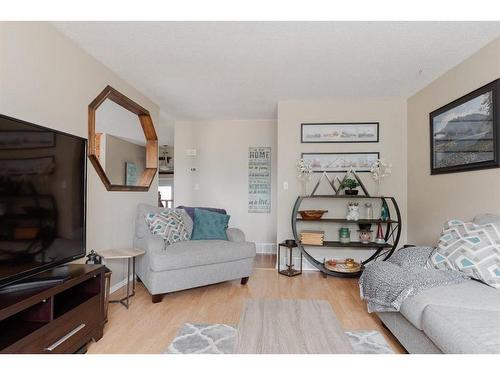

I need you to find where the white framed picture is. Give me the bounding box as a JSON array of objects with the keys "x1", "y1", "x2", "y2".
[
  {"x1": 301, "y1": 122, "x2": 379, "y2": 143},
  {"x1": 248, "y1": 147, "x2": 271, "y2": 213},
  {"x1": 302, "y1": 152, "x2": 380, "y2": 173}
]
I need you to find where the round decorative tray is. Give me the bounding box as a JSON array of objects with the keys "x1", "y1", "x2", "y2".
[
  {"x1": 298, "y1": 210, "x2": 328, "y2": 220},
  {"x1": 324, "y1": 259, "x2": 361, "y2": 273}
]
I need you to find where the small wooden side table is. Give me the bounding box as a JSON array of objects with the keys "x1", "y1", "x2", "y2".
[
  {"x1": 278, "y1": 242, "x2": 302, "y2": 277},
  {"x1": 99, "y1": 248, "x2": 145, "y2": 309}
]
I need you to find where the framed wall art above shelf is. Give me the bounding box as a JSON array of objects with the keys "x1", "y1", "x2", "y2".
[{"x1": 301, "y1": 122, "x2": 379, "y2": 143}]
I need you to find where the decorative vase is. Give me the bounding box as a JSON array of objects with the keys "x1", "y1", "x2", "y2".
[
  {"x1": 364, "y1": 202, "x2": 373, "y2": 220},
  {"x1": 375, "y1": 223, "x2": 385, "y2": 244},
  {"x1": 339, "y1": 227, "x2": 351, "y2": 244},
  {"x1": 358, "y1": 230, "x2": 372, "y2": 244},
  {"x1": 380, "y1": 200, "x2": 389, "y2": 221},
  {"x1": 346, "y1": 202, "x2": 360, "y2": 221}
]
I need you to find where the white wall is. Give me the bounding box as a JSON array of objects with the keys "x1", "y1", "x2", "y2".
[
  {"x1": 0, "y1": 22, "x2": 160, "y2": 287},
  {"x1": 277, "y1": 99, "x2": 407, "y2": 268},
  {"x1": 174, "y1": 119, "x2": 277, "y2": 248},
  {"x1": 407, "y1": 37, "x2": 500, "y2": 245}
]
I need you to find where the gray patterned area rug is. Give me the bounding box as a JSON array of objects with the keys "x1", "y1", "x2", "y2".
[{"x1": 165, "y1": 323, "x2": 393, "y2": 354}]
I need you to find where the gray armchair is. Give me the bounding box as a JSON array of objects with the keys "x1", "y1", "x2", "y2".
[{"x1": 133, "y1": 204, "x2": 256, "y2": 303}]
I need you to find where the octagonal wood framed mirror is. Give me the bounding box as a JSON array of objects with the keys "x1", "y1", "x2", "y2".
[{"x1": 88, "y1": 85, "x2": 158, "y2": 191}]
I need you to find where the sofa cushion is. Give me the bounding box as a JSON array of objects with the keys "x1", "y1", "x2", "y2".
[
  {"x1": 136, "y1": 203, "x2": 193, "y2": 238},
  {"x1": 191, "y1": 208, "x2": 230, "y2": 240},
  {"x1": 177, "y1": 206, "x2": 227, "y2": 222},
  {"x1": 428, "y1": 219, "x2": 500, "y2": 288},
  {"x1": 473, "y1": 213, "x2": 500, "y2": 225},
  {"x1": 149, "y1": 240, "x2": 256, "y2": 272},
  {"x1": 422, "y1": 305, "x2": 500, "y2": 353},
  {"x1": 400, "y1": 280, "x2": 500, "y2": 330},
  {"x1": 145, "y1": 210, "x2": 190, "y2": 246}
]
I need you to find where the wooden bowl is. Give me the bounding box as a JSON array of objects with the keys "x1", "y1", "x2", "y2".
[{"x1": 298, "y1": 210, "x2": 328, "y2": 220}]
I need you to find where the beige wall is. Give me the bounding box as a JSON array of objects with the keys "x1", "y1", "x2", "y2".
[
  {"x1": 104, "y1": 134, "x2": 146, "y2": 186},
  {"x1": 407, "y1": 37, "x2": 500, "y2": 245},
  {"x1": 0, "y1": 22, "x2": 160, "y2": 287},
  {"x1": 174, "y1": 120, "x2": 277, "y2": 247},
  {"x1": 277, "y1": 99, "x2": 407, "y2": 266}
]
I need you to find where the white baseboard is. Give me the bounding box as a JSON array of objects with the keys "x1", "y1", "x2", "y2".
[
  {"x1": 256, "y1": 243, "x2": 276, "y2": 254},
  {"x1": 110, "y1": 275, "x2": 134, "y2": 294}
]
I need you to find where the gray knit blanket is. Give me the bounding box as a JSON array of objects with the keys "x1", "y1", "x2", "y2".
[{"x1": 359, "y1": 247, "x2": 469, "y2": 313}]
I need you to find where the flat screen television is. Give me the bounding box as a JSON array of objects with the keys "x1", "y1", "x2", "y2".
[{"x1": 0, "y1": 114, "x2": 86, "y2": 288}]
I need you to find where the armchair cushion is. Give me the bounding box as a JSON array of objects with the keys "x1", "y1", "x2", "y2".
[
  {"x1": 136, "y1": 203, "x2": 193, "y2": 239},
  {"x1": 191, "y1": 208, "x2": 230, "y2": 240},
  {"x1": 145, "y1": 209, "x2": 190, "y2": 246},
  {"x1": 227, "y1": 228, "x2": 246, "y2": 242},
  {"x1": 177, "y1": 206, "x2": 227, "y2": 222},
  {"x1": 147, "y1": 235, "x2": 165, "y2": 252},
  {"x1": 150, "y1": 239, "x2": 256, "y2": 272}
]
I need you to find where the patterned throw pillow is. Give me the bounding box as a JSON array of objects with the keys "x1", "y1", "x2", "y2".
[
  {"x1": 191, "y1": 208, "x2": 230, "y2": 241},
  {"x1": 428, "y1": 219, "x2": 500, "y2": 288},
  {"x1": 145, "y1": 210, "x2": 190, "y2": 246}
]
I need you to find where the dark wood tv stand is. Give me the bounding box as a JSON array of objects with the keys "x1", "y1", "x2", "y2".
[{"x1": 0, "y1": 264, "x2": 106, "y2": 354}]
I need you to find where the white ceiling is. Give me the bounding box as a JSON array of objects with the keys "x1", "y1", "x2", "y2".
[{"x1": 53, "y1": 21, "x2": 500, "y2": 120}]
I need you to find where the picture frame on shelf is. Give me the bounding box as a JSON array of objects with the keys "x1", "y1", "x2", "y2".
[
  {"x1": 430, "y1": 79, "x2": 500, "y2": 175},
  {"x1": 301, "y1": 152, "x2": 380, "y2": 173},
  {"x1": 125, "y1": 161, "x2": 138, "y2": 186},
  {"x1": 301, "y1": 122, "x2": 379, "y2": 143}
]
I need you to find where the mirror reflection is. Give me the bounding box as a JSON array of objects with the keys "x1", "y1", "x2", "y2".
[{"x1": 94, "y1": 99, "x2": 147, "y2": 186}]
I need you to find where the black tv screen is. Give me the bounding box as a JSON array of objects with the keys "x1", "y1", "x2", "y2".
[{"x1": 0, "y1": 114, "x2": 86, "y2": 288}]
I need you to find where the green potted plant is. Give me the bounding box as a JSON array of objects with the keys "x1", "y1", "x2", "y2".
[{"x1": 340, "y1": 178, "x2": 360, "y2": 195}]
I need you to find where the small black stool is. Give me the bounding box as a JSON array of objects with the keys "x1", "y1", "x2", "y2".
[{"x1": 278, "y1": 240, "x2": 302, "y2": 277}]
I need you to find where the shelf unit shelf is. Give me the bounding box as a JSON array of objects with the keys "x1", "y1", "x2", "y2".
[
  {"x1": 298, "y1": 195, "x2": 395, "y2": 199},
  {"x1": 291, "y1": 194, "x2": 402, "y2": 278},
  {"x1": 297, "y1": 218, "x2": 398, "y2": 224},
  {"x1": 301, "y1": 240, "x2": 393, "y2": 249}
]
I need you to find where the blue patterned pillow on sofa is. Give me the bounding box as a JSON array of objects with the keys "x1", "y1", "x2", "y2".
[
  {"x1": 191, "y1": 208, "x2": 230, "y2": 240},
  {"x1": 428, "y1": 219, "x2": 500, "y2": 288},
  {"x1": 145, "y1": 209, "x2": 190, "y2": 246}
]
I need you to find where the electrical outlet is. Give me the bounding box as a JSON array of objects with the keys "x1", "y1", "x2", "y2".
[{"x1": 283, "y1": 181, "x2": 289, "y2": 190}]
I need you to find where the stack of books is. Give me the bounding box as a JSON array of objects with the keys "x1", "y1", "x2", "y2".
[{"x1": 300, "y1": 230, "x2": 325, "y2": 245}]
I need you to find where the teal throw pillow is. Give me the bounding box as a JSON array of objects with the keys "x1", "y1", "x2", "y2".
[{"x1": 191, "y1": 208, "x2": 230, "y2": 240}]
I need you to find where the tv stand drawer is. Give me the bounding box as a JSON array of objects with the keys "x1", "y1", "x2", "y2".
[{"x1": 42, "y1": 294, "x2": 101, "y2": 354}]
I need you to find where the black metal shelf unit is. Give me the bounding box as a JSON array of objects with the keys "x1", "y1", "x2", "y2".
[{"x1": 291, "y1": 195, "x2": 402, "y2": 278}]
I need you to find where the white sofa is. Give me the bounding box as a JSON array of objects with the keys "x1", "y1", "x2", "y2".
[{"x1": 377, "y1": 213, "x2": 500, "y2": 353}]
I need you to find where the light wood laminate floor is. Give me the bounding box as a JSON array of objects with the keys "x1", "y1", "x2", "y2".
[{"x1": 88, "y1": 255, "x2": 405, "y2": 354}]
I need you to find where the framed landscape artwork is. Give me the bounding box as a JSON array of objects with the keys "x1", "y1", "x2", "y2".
[
  {"x1": 302, "y1": 152, "x2": 380, "y2": 173},
  {"x1": 301, "y1": 122, "x2": 379, "y2": 143},
  {"x1": 430, "y1": 79, "x2": 500, "y2": 175}
]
